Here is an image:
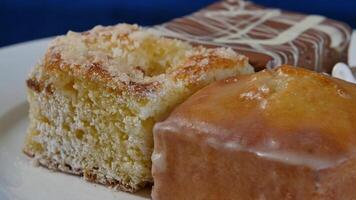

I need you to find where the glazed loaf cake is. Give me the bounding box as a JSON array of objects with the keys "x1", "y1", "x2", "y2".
[
  {"x1": 23, "y1": 24, "x2": 253, "y2": 192},
  {"x1": 157, "y1": 0, "x2": 352, "y2": 72},
  {"x1": 152, "y1": 66, "x2": 356, "y2": 199}
]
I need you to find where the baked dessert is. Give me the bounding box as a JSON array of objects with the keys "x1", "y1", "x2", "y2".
[
  {"x1": 23, "y1": 24, "x2": 253, "y2": 192},
  {"x1": 152, "y1": 65, "x2": 356, "y2": 199},
  {"x1": 156, "y1": 0, "x2": 352, "y2": 72}
]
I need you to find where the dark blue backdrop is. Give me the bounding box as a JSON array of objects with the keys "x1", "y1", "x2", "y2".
[{"x1": 1, "y1": 0, "x2": 355, "y2": 47}]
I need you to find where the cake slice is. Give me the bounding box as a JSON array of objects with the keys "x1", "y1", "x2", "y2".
[
  {"x1": 152, "y1": 65, "x2": 356, "y2": 199},
  {"x1": 157, "y1": 0, "x2": 351, "y2": 72},
  {"x1": 23, "y1": 24, "x2": 253, "y2": 192}
]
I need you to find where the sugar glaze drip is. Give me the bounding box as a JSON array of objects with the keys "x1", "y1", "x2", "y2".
[{"x1": 157, "y1": 117, "x2": 350, "y2": 171}]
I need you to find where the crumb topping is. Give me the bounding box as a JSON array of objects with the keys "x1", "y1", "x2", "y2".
[{"x1": 35, "y1": 23, "x2": 250, "y2": 96}]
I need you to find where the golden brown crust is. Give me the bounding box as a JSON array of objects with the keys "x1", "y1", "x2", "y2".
[
  {"x1": 167, "y1": 65, "x2": 356, "y2": 160},
  {"x1": 26, "y1": 79, "x2": 54, "y2": 95},
  {"x1": 33, "y1": 24, "x2": 250, "y2": 98},
  {"x1": 172, "y1": 51, "x2": 246, "y2": 81},
  {"x1": 152, "y1": 65, "x2": 356, "y2": 199},
  {"x1": 39, "y1": 24, "x2": 167, "y2": 95},
  {"x1": 26, "y1": 79, "x2": 43, "y2": 93}
]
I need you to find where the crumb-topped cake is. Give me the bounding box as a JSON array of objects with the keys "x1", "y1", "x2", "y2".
[
  {"x1": 23, "y1": 24, "x2": 253, "y2": 192},
  {"x1": 153, "y1": 66, "x2": 356, "y2": 199}
]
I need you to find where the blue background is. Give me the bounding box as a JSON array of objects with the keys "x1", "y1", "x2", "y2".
[{"x1": 1, "y1": 0, "x2": 355, "y2": 47}]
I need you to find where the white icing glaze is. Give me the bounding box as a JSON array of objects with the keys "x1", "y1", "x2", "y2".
[
  {"x1": 151, "y1": 151, "x2": 166, "y2": 172},
  {"x1": 349, "y1": 31, "x2": 356, "y2": 66},
  {"x1": 254, "y1": 151, "x2": 345, "y2": 170},
  {"x1": 214, "y1": 16, "x2": 325, "y2": 46},
  {"x1": 204, "y1": 135, "x2": 344, "y2": 170},
  {"x1": 315, "y1": 25, "x2": 343, "y2": 48},
  {"x1": 332, "y1": 62, "x2": 356, "y2": 84},
  {"x1": 155, "y1": 0, "x2": 351, "y2": 70},
  {"x1": 160, "y1": 117, "x2": 348, "y2": 170}
]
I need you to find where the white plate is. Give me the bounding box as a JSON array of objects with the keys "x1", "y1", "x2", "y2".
[
  {"x1": 0, "y1": 39, "x2": 150, "y2": 200},
  {"x1": 1, "y1": 30, "x2": 355, "y2": 200}
]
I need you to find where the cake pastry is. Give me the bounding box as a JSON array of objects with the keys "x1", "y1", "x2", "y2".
[
  {"x1": 23, "y1": 24, "x2": 253, "y2": 192},
  {"x1": 152, "y1": 66, "x2": 356, "y2": 199},
  {"x1": 156, "y1": 0, "x2": 352, "y2": 72}
]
